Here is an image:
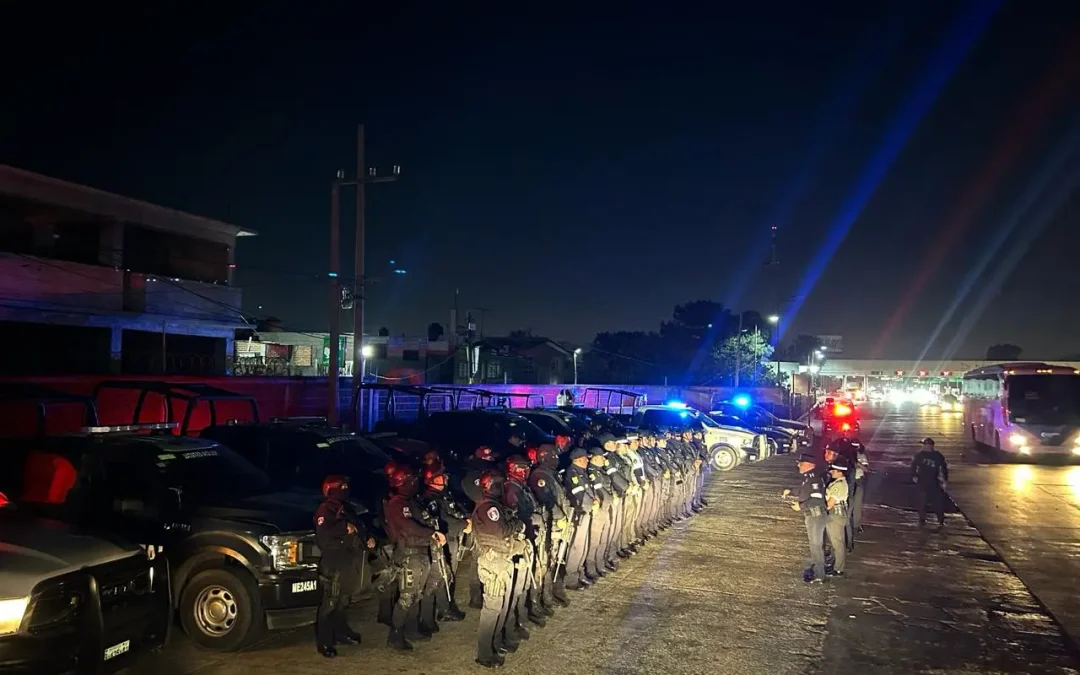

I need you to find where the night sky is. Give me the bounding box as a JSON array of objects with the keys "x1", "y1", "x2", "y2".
[{"x1": 3, "y1": 1, "x2": 1079, "y2": 359}]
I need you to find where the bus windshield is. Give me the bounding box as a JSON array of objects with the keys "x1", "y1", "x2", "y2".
[{"x1": 1007, "y1": 375, "x2": 1080, "y2": 426}]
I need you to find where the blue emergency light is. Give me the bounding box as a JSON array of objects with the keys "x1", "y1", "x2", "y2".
[
  {"x1": 733, "y1": 394, "x2": 751, "y2": 408},
  {"x1": 666, "y1": 401, "x2": 688, "y2": 409}
]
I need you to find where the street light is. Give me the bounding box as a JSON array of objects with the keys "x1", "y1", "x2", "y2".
[
  {"x1": 573, "y1": 348, "x2": 582, "y2": 385},
  {"x1": 360, "y1": 343, "x2": 374, "y2": 381},
  {"x1": 767, "y1": 315, "x2": 779, "y2": 324}
]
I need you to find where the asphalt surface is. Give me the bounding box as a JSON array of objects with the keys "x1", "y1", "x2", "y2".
[{"x1": 127, "y1": 406, "x2": 1080, "y2": 675}]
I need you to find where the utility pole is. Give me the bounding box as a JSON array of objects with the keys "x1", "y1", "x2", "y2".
[
  {"x1": 349, "y1": 124, "x2": 399, "y2": 397},
  {"x1": 327, "y1": 177, "x2": 342, "y2": 425},
  {"x1": 734, "y1": 312, "x2": 744, "y2": 388}
]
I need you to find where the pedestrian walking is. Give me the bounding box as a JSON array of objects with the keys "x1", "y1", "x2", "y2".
[{"x1": 911, "y1": 437, "x2": 948, "y2": 528}]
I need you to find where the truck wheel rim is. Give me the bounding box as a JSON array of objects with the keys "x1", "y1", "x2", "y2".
[
  {"x1": 712, "y1": 449, "x2": 735, "y2": 470},
  {"x1": 194, "y1": 585, "x2": 238, "y2": 637}
]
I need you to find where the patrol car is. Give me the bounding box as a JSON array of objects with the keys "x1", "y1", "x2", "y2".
[
  {"x1": 0, "y1": 505, "x2": 170, "y2": 673},
  {"x1": 629, "y1": 403, "x2": 767, "y2": 471},
  {"x1": 0, "y1": 423, "x2": 323, "y2": 652}
]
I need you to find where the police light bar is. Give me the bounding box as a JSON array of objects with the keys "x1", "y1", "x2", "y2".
[
  {"x1": 81, "y1": 423, "x2": 179, "y2": 434},
  {"x1": 732, "y1": 395, "x2": 751, "y2": 408},
  {"x1": 666, "y1": 401, "x2": 688, "y2": 409}
]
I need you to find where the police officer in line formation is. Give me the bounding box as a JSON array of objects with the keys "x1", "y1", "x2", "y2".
[
  {"x1": 312, "y1": 424, "x2": 711, "y2": 666},
  {"x1": 313, "y1": 475, "x2": 375, "y2": 657},
  {"x1": 784, "y1": 432, "x2": 870, "y2": 582}
]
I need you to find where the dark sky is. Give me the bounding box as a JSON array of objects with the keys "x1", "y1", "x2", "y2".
[{"x1": 2, "y1": 1, "x2": 1079, "y2": 359}]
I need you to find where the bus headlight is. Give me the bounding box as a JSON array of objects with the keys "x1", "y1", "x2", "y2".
[{"x1": 1009, "y1": 433, "x2": 1028, "y2": 447}]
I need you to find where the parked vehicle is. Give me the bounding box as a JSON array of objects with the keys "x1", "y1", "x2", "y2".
[
  {"x1": 629, "y1": 403, "x2": 767, "y2": 471},
  {"x1": 711, "y1": 400, "x2": 812, "y2": 447},
  {"x1": 0, "y1": 506, "x2": 170, "y2": 674},
  {"x1": 707, "y1": 411, "x2": 795, "y2": 455},
  {"x1": 0, "y1": 421, "x2": 322, "y2": 653},
  {"x1": 92, "y1": 380, "x2": 260, "y2": 436}
]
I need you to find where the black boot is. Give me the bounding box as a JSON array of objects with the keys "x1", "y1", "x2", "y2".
[
  {"x1": 317, "y1": 645, "x2": 337, "y2": 658},
  {"x1": 387, "y1": 629, "x2": 413, "y2": 651},
  {"x1": 440, "y1": 602, "x2": 467, "y2": 621},
  {"x1": 476, "y1": 653, "x2": 505, "y2": 668}
]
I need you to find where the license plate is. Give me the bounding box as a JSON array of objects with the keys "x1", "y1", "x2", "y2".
[
  {"x1": 104, "y1": 640, "x2": 130, "y2": 661},
  {"x1": 291, "y1": 580, "x2": 317, "y2": 593}
]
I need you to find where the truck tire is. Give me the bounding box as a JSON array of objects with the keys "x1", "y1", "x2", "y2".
[
  {"x1": 709, "y1": 444, "x2": 740, "y2": 472},
  {"x1": 179, "y1": 567, "x2": 266, "y2": 652}
]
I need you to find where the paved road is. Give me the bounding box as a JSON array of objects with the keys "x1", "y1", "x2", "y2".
[
  {"x1": 125, "y1": 407, "x2": 1079, "y2": 675},
  {"x1": 866, "y1": 402, "x2": 1080, "y2": 653}
]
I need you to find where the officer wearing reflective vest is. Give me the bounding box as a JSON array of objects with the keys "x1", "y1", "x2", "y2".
[
  {"x1": 562, "y1": 446, "x2": 597, "y2": 590},
  {"x1": 783, "y1": 452, "x2": 828, "y2": 583},
  {"x1": 824, "y1": 459, "x2": 849, "y2": 577},
  {"x1": 472, "y1": 471, "x2": 525, "y2": 668},
  {"x1": 313, "y1": 475, "x2": 373, "y2": 658}
]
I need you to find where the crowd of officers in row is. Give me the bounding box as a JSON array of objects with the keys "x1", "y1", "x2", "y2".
[{"x1": 313, "y1": 425, "x2": 714, "y2": 667}]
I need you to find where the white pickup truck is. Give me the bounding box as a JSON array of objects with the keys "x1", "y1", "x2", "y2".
[{"x1": 629, "y1": 404, "x2": 768, "y2": 471}]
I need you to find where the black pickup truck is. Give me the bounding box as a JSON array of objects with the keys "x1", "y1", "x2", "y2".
[{"x1": 0, "y1": 423, "x2": 323, "y2": 652}]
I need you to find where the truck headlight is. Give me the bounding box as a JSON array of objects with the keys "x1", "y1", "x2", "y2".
[
  {"x1": 0, "y1": 597, "x2": 29, "y2": 636},
  {"x1": 1009, "y1": 433, "x2": 1028, "y2": 447},
  {"x1": 260, "y1": 535, "x2": 314, "y2": 571}
]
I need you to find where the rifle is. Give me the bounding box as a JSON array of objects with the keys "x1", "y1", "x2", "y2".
[
  {"x1": 433, "y1": 542, "x2": 453, "y2": 603},
  {"x1": 551, "y1": 511, "x2": 581, "y2": 581}
]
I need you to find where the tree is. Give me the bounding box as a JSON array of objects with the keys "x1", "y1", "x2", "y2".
[
  {"x1": 986, "y1": 344, "x2": 1022, "y2": 360},
  {"x1": 659, "y1": 300, "x2": 734, "y2": 383},
  {"x1": 716, "y1": 331, "x2": 781, "y2": 386},
  {"x1": 377, "y1": 326, "x2": 390, "y2": 337},
  {"x1": 427, "y1": 322, "x2": 445, "y2": 342},
  {"x1": 780, "y1": 334, "x2": 823, "y2": 364},
  {"x1": 582, "y1": 331, "x2": 665, "y2": 384},
  {"x1": 508, "y1": 329, "x2": 534, "y2": 339}
]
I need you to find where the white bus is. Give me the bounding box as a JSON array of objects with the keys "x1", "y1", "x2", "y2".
[{"x1": 962, "y1": 362, "x2": 1080, "y2": 457}]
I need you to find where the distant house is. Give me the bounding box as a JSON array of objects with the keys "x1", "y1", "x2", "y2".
[{"x1": 455, "y1": 336, "x2": 574, "y2": 385}]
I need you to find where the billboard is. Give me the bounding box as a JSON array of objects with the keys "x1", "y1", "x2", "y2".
[{"x1": 816, "y1": 335, "x2": 843, "y2": 353}]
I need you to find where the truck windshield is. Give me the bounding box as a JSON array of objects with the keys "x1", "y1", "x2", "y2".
[
  {"x1": 1007, "y1": 375, "x2": 1080, "y2": 426},
  {"x1": 156, "y1": 445, "x2": 273, "y2": 499}
]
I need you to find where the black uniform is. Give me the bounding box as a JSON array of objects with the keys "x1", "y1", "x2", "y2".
[
  {"x1": 422, "y1": 488, "x2": 469, "y2": 621},
  {"x1": 911, "y1": 446, "x2": 948, "y2": 526},
  {"x1": 504, "y1": 476, "x2": 545, "y2": 628},
  {"x1": 384, "y1": 493, "x2": 440, "y2": 645},
  {"x1": 528, "y1": 462, "x2": 570, "y2": 605},
  {"x1": 473, "y1": 495, "x2": 524, "y2": 665},
  {"x1": 314, "y1": 498, "x2": 365, "y2": 651}
]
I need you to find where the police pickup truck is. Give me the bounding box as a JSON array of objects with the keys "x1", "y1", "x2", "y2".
[
  {"x1": 629, "y1": 403, "x2": 767, "y2": 471},
  {"x1": 0, "y1": 506, "x2": 170, "y2": 674},
  {"x1": 0, "y1": 423, "x2": 324, "y2": 652}
]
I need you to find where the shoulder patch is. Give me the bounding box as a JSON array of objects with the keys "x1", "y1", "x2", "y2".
[
  {"x1": 317, "y1": 516, "x2": 324, "y2": 526},
  {"x1": 571, "y1": 475, "x2": 579, "y2": 485},
  {"x1": 487, "y1": 506, "x2": 500, "y2": 521},
  {"x1": 537, "y1": 478, "x2": 546, "y2": 488},
  {"x1": 403, "y1": 506, "x2": 412, "y2": 518}
]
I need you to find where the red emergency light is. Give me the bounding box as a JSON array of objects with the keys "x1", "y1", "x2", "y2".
[
  {"x1": 840, "y1": 422, "x2": 852, "y2": 431},
  {"x1": 0, "y1": 491, "x2": 8, "y2": 508},
  {"x1": 833, "y1": 403, "x2": 853, "y2": 417}
]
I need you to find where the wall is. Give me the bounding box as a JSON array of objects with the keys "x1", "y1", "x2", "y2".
[
  {"x1": 0, "y1": 252, "x2": 123, "y2": 312},
  {"x1": 0, "y1": 375, "x2": 787, "y2": 438}
]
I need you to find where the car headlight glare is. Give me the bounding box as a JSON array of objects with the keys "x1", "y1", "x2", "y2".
[
  {"x1": 1009, "y1": 433, "x2": 1027, "y2": 447},
  {"x1": 260, "y1": 535, "x2": 313, "y2": 571},
  {"x1": 0, "y1": 597, "x2": 29, "y2": 636}
]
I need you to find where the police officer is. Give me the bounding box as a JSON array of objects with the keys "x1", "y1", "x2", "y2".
[
  {"x1": 527, "y1": 444, "x2": 571, "y2": 608},
  {"x1": 824, "y1": 439, "x2": 858, "y2": 552},
  {"x1": 384, "y1": 464, "x2": 446, "y2": 650},
  {"x1": 472, "y1": 471, "x2": 524, "y2": 667},
  {"x1": 851, "y1": 440, "x2": 871, "y2": 534},
  {"x1": 421, "y1": 465, "x2": 470, "y2": 624},
  {"x1": 599, "y1": 436, "x2": 629, "y2": 563},
  {"x1": 614, "y1": 437, "x2": 643, "y2": 557},
  {"x1": 313, "y1": 475, "x2": 373, "y2": 657},
  {"x1": 783, "y1": 452, "x2": 828, "y2": 583},
  {"x1": 824, "y1": 460, "x2": 849, "y2": 577},
  {"x1": 562, "y1": 446, "x2": 596, "y2": 590},
  {"x1": 462, "y1": 445, "x2": 501, "y2": 608},
  {"x1": 504, "y1": 455, "x2": 547, "y2": 629},
  {"x1": 911, "y1": 437, "x2": 948, "y2": 528},
  {"x1": 586, "y1": 446, "x2": 615, "y2": 575}
]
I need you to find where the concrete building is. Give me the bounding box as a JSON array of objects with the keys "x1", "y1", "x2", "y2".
[
  {"x1": 238, "y1": 331, "x2": 454, "y2": 381},
  {"x1": 457, "y1": 336, "x2": 575, "y2": 385},
  {"x1": 0, "y1": 164, "x2": 255, "y2": 375}
]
